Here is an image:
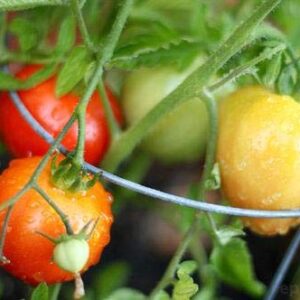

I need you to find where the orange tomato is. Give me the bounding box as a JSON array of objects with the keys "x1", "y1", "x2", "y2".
[{"x1": 0, "y1": 156, "x2": 113, "y2": 285}]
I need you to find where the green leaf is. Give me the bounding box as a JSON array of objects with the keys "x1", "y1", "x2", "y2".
[
  {"x1": 9, "y1": 17, "x2": 39, "y2": 51},
  {"x1": 0, "y1": 64, "x2": 56, "y2": 90},
  {"x1": 110, "y1": 40, "x2": 203, "y2": 71},
  {"x1": 105, "y1": 288, "x2": 146, "y2": 300},
  {"x1": 263, "y1": 52, "x2": 282, "y2": 89},
  {"x1": 177, "y1": 261, "x2": 197, "y2": 279},
  {"x1": 172, "y1": 275, "x2": 198, "y2": 300},
  {"x1": 152, "y1": 291, "x2": 170, "y2": 300},
  {"x1": 56, "y1": 46, "x2": 91, "y2": 97},
  {"x1": 93, "y1": 261, "x2": 130, "y2": 299},
  {"x1": 211, "y1": 238, "x2": 265, "y2": 297},
  {"x1": 215, "y1": 226, "x2": 245, "y2": 246},
  {"x1": 277, "y1": 64, "x2": 298, "y2": 95},
  {"x1": 31, "y1": 283, "x2": 48, "y2": 300},
  {"x1": 204, "y1": 163, "x2": 221, "y2": 191},
  {"x1": 54, "y1": 15, "x2": 76, "y2": 54}
]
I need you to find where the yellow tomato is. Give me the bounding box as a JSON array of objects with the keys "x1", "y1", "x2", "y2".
[{"x1": 217, "y1": 86, "x2": 300, "y2": 235}]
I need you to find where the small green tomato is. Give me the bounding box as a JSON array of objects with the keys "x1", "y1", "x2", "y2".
[
  {"x1": 122, "y1": 61, "x2": 209, "y2": 164},
  {"x1": 53, "y1": 239, "x2": 89, "y2": 273}
]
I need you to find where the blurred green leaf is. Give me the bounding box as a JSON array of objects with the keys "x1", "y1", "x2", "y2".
[
  {"x1": 54, "y1": 15, "x2": 76, "y2": 54},
  {"x1": 177, "y1": 261, "x2": 197, "y2": 279},
  {"x1": 204, "y1": 163, "x2": 221, "y2": 191},
  {"x1": 105, "y1": 288, "x2": 146, "y2": 300},
  {"x1": 215, "y1": 226, "x2": 245, "y2": 246},
  {"x1": 152, "y1": 290, "x2": 170, "y2": 300},
  {"x1": 56, "y1": 46, "x2": 91, "y2": 97},
  {"x1": 31, "y1": 283, "x2": 48, "y2": 300},
  {"x1": 277, "y1": 63, "x2": 298, "y2": 95},
  {"x1": 211, "y1": 238, "x2": 265, "y2": 297},
  {"x1": 93, "y1": 261, "x2": 130, "y2": 299},
  {"x1": 9, "y1": 17, "x2": 39, "y2": 51},
  {"x1": 0, "y1": 64, "x2": 56, "y2": 90},
  {"x1": 172, "y1": 274, "x2": 198, "y2": 300}
]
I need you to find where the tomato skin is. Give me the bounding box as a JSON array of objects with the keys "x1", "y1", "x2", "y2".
[
  {"x1": 122, "y1": 65, "x2": 209, "y2": 164},
  {"x1": 217, "y1": 86, "x2": 300, "y2": 235},
  {"x1": 0, "y1": 156, "x2": 113, "y2": 285},
  {"x1": 0, "y1": 65, "x2": 123, "y2": 165}
]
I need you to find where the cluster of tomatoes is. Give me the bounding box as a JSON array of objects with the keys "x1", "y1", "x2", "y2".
[{"x1": 0, "y1": 61, "x2": 300, "y2": 288}]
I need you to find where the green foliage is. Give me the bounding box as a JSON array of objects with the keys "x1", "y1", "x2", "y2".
[
  {"x1": 8, "y1": 17, "x2": 39, "y2": 51},
  {"x1": 31, "y1": 283, "x2": 49, "y2": 300},
  {"x1": 204, "y1": 163, "x2": 221, "y2": 191},
  {"x1": 92, "y1": 261, "x2": 130, "y2": 299},
  {"x1": 172, "y1": 261, "x2": 199, "y2": 300},
  {"x1": 211, "y1": 238, "x2": 265, "y2": 297},
  {"x1": 54, "y1": 14, "x2": 76, "y2": 54},
  {"x1": 0, "y1": 64, "x2": 56, "y2": 90},
  {"x1": 56, "y1": 46, "x2": 91, "y2": 97},
  {"x1": 105, "y1": 288, "x2": 146, "y2": 300}
]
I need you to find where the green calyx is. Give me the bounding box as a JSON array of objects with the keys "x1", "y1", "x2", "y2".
[
  {"x1": 51, "y1": 155, "x2": 98, "y2": 192},
  {"x1": 37, "y1": 219, "x2": 98, "y2": 273}
]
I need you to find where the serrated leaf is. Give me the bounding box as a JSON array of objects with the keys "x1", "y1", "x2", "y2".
[
  {"x1": 0, "y1": 64, "x2": 56, "y2": 90},
  {"x1": 54, "y1": 15, "x2": 76, "y2": 54},
  {"x1": 177, "y1": 260, "x2": 197, "y2": 279},
  {"x1": 204, "y1": 163, "x2": 221, "y2": 191},
  {"x1": 9, "y1": 17, "x2": 39, "y2": 51},
  {"x1": 93, "y1": 261, "x2": 130, "y2": 299},
  {"x1": 215, "y1": 226, "x2": 245, "y2": 246},
  {"x1": 277, "y1": 64, "x2": 298, "y2": 95},
  {"x1": 31, "y1": 283, "x2": 48, "y2": 300},
  {"x1": 110, "y1": 40, "x2": 202, "y2": 71},
  {"x1": 172, "y1": 275, "x2": 198, "y2": 300},
  {"x1": 211, "y1": 238, "x2": 265, "y2": 297},
  {"x1": 56, "y1": 46, "x2": 91, "y2": 97},
  {"x1": 263, "y1": 52, "x2": 282, "y2": 89},
  {"x1": 104, "y1": 288, "x2": 146, "y2": 300}
]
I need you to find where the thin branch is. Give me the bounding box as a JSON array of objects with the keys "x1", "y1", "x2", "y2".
[
  {"x1": 0, "y1": 205, "x2": 14, "y2": 263},
  {"x1": 33, "y1": 185, "x2": 74, "y2": 235}
]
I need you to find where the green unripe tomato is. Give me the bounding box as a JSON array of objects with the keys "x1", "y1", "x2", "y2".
[
  {"x1": 122, "y1": 65, "x2": 208, "y2": 164},
  {"x1": 53, "y1": 239, "x2": 89, "y2": 273}
]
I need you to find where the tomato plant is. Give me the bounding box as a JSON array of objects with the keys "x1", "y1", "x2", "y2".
[
  {"x1": 0, "y1": 65, "x2": 123, "y2": 165},
  {"x1": 122, "y1": 65, "x2": 209, "y2": 164},
  {"x1": 0, "y1": 156, "x2": 113, "y2": 285},
  {"x1": 1, "y1": 1, "x2": 300, "y2": 300}
]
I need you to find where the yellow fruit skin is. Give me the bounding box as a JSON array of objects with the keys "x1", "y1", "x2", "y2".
[{"x1": 217, "y1": 86, "x2": 300, "y2": 235}]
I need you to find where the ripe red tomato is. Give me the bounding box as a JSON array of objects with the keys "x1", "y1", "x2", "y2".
[
  {"x1": 0, "y1": 156, "x2": 113, "y2": 285},
  {"x1": 0, "y1": 65, "x2": 123, "y2": 165}
]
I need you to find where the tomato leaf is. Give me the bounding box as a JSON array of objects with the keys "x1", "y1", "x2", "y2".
[
  {"x1": 152, "y1": 291, "x2": 170, "y2": 300},
  {"x1": 204, "y1": 163, "x2": 221, "y2": 191},
  {"x1": 211, "y1": 238, "x2": 265, "y2": 297},
  {"x1": 104, "y1": 288, "x2": 146, "y2": 300},
  {"x1": 0, "y1": 64, "x2": 56, "y2": 90},
  {"x1": 93, "y1": 261, "x2": 130, "y2": 299},
  {"x1": 177, "y1": 260, "x2": 197, "y2": 278},
  {"x1": 56, "y1": 46, "x2": 91, "y2": 97},
  {"x1": 173, "y1": 271, "x2": 198, "y2": 300},
  {"x1": 277, "y1": 63, "x2": 298, "y2": 95},
  {"x1": 31, "y1": 282, "x2": 48, "y2": 300},
  {"x1": 110, "y1": 39, "x2": 203, "y2": 71},
  {"x1": 215, "y1": 225, "x2": 245, "y2": 246},
  {"x1": 54, "y1": 15, "x2": 76, "y2": 54},
  {"x1": 8, "y1": 17, "x2": 39, "y2": 51}
]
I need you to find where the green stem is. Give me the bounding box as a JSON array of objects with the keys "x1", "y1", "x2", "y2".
[
  {"x1": 102, "y1": 0, "x2": 283, "y2": 172},
  {"x1": 0, "y1": 205, "x2": 14, "y2": 263},
  {"x1": 73, "y1": 0, "x2": 134, "y2": 164},
  {"x1": 98, "y1": 80, "x2": 121, "y2": 140},
  {"x1": 0, "y1": 52, "x2": 62, "y2": 64},
  {"x1": 149, "y1": 217, "x2": 198, "y2": 299},
  {"x1": 0, "y1": 0, "x2": 65, "y2": 11},
  {"x1": 33, "y1": 185, "x2": 74, "y2": 235},
  {"x1": 70, "y1": 0, "x2": 96, "y2": 53},
  {"x1": 0, "y1": 13, "x2": 6, "y2": 54}
]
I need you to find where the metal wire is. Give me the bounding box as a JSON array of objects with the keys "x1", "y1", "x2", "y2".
[
  {"x1": 264, "y1": 228, "x2": 300, "y2": 300},
  {"x1": 7, "y1": 89, "x2": 300, "y2": 219}
]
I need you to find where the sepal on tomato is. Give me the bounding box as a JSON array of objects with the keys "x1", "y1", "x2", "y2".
[{"x1": 51, "y1": 155, "x2": 98, "y2": 192}]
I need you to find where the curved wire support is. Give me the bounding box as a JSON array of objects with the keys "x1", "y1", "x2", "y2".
[{"x1": 7, "y1": 89, "x2": 300, "y2": 219}]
